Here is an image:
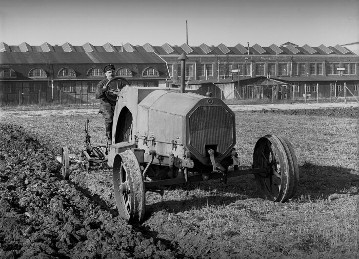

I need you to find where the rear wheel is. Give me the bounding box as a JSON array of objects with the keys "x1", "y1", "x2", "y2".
[
  {"x1": 112, "y1": 150, "x2": 145, "y2": 222},
  {"x1": 253, "y1": 135, "x2": 299, "y2": 202}
]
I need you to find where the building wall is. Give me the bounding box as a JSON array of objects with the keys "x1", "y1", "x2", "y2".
[
  {"x1": 0, "y1": 63, "x2": 166, "y2": 105},
  {"x1": 1, "y1": 43, "x2": 358, "y2": 105},
  {"x1": 163, "y1": 55, "x2": 359, "y2": 82}
]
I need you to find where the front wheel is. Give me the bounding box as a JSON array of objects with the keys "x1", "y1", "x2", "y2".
[
  {"x1": 253, "y1": 135, "x2": 299, "y2": 202},
  {"x1": 112, "y1": 150, "x2": 145, "y2": 222}
]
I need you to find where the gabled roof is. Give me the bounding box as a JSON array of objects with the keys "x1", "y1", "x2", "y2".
[
  {"x1": 0, "y1": 42, "x2": 10, "y2": 52},
  {"x1": 19, "y1": 42, "x2": 32, "y2": 52},
  {"x1": 284, "y1": 44, "x2": 300, "y2": 54},
  {"x1": 143, "y1": 43, "x2": 155, "y2": 52},
  {"x1": 40, "y1": 42, "x2": 53, "y2": 52},
  {"x1": 0, "y1": 51, "x2": 167, "y2": 65},
  {"x1": 0, "y1": 42, "x2": 356, "y2": 56},
  {"x1": 333, "y1": 44, "x2": 350, "y2": 54},
  {"x1": 281, "y1": 42, "x2": 299, "y2": 47},
  {"x1": 82, "y1": 42, "x2": 95, "y2": 52},
  {"x1": 161, "y1": 43, "x2": 174, "y2": 54},
  {"x1": 199, "y1": 43, "x2": 212, "y2": 54},
  {"x1": 62, "y1": 42, "x2": 75, "y2": 52},
  {"x1": 234, "y1": 43, "x2": 247, "y2": 54},
  {"x1": 318, "y1": 44, "x2": 333, "y2": 54},
  {"x1": 103, "y1": 43, "x2": 116, "y2": 52},
  {"x1": 217, "y1": 43, "x2": 230, "y2": 54},
  {"x1": 180, "y1": 43, "x2": 193, "y2": 54},
  {"x1": 269, "y1": 44, "x2": 283, "y2": 55},
  {"x1": 252, "y1": 44, "x2": 266, "y2": 54},
  {"x1": 302, "y1": 44, "x2": 317, "y2": 54},
  {"x1": 123, "y1": 43, "x2": 134, "y2": 52}
]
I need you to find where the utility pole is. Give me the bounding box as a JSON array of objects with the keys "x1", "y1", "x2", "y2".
[{"x1": 186, "y1": 20, "x2": 188, "y2": 45}]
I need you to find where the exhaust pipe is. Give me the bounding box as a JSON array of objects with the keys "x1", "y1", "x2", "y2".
[{"x1": 178, "y1": 53, "x2": 187, "y2": 93}]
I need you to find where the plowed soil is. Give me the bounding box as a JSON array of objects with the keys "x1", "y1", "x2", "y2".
[{"x1": 0, "y1": 124, "x2": 178, "y2": 258}]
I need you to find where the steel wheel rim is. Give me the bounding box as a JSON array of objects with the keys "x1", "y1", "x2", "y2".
[
  {"x1": 119, "y1": 164, "x2": 132, "y2": 217},
  {"x1": 254, "y1": 136, "x2": 287, "y2": 201},
  {"x1": 262, "y1": 145, "x2": 282, "y2": 198}
]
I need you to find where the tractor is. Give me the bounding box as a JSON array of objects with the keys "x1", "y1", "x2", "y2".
[{"x1": 60, "y1": 76, "x2": 299, "y2": 223}]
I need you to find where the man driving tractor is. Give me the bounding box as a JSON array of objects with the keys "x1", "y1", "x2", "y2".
[{"x1": 95, "y1": 64, "x2": 117, "y2": 141}]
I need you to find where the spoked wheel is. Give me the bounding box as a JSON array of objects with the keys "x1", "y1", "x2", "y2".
[
  {"x1": 253, "y1": 135, "x2": 299, "y2": 202},
  {"x1": 112, "y1": 150, "x2": 145, "y2": 223},
  {"x1": 61, "y1": 146, "x2": 70, "y2": 180},
  {"x1": 105, "y1": 76, "x2": 131, "y2": 103}
]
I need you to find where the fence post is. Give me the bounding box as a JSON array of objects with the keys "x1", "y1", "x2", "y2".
[
  {"x1": 330, "y1": 83, "x2": 332, "y2": 102},
  {"x1": 344, "y1": 82, "x2": 347, "y2": 103},
  {"x1": 272, "y1": 86, "x2": 274, "y2": 103},
  {"x1": 293, "y1": 85, "x2": 295, "y2": 101},
  {"x1": 334, "y1": 81, "x2": 337, "y2": 100}
]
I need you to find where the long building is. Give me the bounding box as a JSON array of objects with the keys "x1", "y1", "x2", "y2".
[{"x1": 0, "y1": 41, "x2": 358, "y2": 105}]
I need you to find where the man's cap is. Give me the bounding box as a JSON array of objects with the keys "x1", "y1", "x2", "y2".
[{"x1": 103, "y1": 64, "x2": 115, "y2": 72}]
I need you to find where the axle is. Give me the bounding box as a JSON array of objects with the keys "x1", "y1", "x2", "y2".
[{"x1": 144, "y1": 166, "x2": 266, "y2": 190}]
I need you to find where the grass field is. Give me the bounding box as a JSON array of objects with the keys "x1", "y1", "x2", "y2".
[{"x1": 1, "y1": 109, "x2": 358, "y2": 258}]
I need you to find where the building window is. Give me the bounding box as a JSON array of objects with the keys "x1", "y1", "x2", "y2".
[
  {"x1": 87, "y1": 82, "x2": 96, "y2": 93},
  {"x1": 292, "y1": 64, "x2": 298, "y2": 76},
  {"x1": 142, "y1": 67, "x2": 159, "y2": 77},
  {"x1": 185, "y1": 63, "x2": 195, "y2": 79},
  {"x1": 87, "y1": 68, "x2": 103, "y2": 77},
  {"x1": 268, "y1": 63, "x2": 276, "y2": 76},
  {"x1": 116, "y1": 67, "x2": 132, "y2": 77},
  {"x1": 343, "y1": 63, "x2": 356, "y2": 75},
  {"x1": 58, "y1": 67, "x2": 76, "y2": 78},
  {"x1": 309, "y1": 63, "x2": 316, "y2": 75},
  {"x1": 350, "y1": 64, "x2": 356, "y2": 74},
  {"x1": 255, "y1": 63, "x2": 265, "y2": 76},
  {"x1": 62, "y1": 82, "x2": 76, "y2": 93},
  {"x1": 63, "y1": 86, "x2": 75, "y2": 93},
  {"x1": 317, "y1": 63, "x2": 323, "y2": 75},
  {"x1": 167, "y1": 64, "x2": 173, "y2": 78},
  {"x1": 229, "y1": 64, "x2": 237, "y2": 73},
  {"x1": 0, "y1": 68, "x2": 16, "y2": 78},
  {"x1": 312, "y1": 84, "x2": 317, "y2": 92},
  {"x1": 219, "y1": 62, "x2": 230, "y2": 78},
  {"x1": 328, "y1": 63, "x2": 340, "y2": 75},
  {"x1": 240, "y1": 63, "x2": 251, "y2": 76},
  {"x1": 201, "y1": 64, "x2": 213, "y2": 77},
  {"x1": 305, "y1": 84, "x2": 311, "y2": 92},
  {"x1": 293, "y1": 84, "x2": 299, "y2": 92},
  {"x1": 299, "y1": 63, "x2": 306, "y2": 76},
  {"x1": 278, "y1": 63, "x2": 288, "y2": 76},
  {"x1": 354, "y1": 84, "x2": 358, "y2": 91},
  {"x1": 29, "y1": 68, "x2": 47, "y2": 78}
]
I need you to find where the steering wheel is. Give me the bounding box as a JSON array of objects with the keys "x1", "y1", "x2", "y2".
[{"x1": 105, "y1": 77, "x2": 131, "y2": 103}]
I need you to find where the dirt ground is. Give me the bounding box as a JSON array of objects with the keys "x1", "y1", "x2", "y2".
[
  {"x1": 0, "y1": 124, "x2": 179, "y2": 258},
  {"x1": 0, "y1": 103, "x2": 358, "y2": 258}
]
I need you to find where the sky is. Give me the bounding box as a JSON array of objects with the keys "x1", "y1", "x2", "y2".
[{"x1": 1, "y1": 0, "x2": 358, "y2": 49}]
